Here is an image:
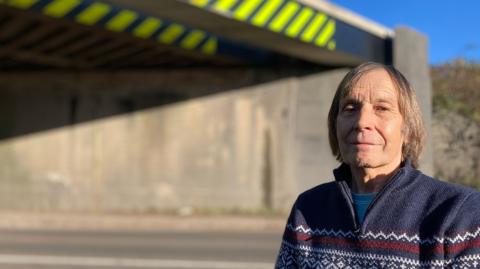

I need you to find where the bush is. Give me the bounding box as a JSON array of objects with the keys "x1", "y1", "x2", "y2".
[{"x1": 431, "y1": 59, "x2": 480, "y2": 123}]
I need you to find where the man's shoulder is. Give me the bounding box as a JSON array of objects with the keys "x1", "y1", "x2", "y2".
[
  {"x1": 414, "y1": 171, "x2": 478, "y2": 199},
  {"x1": 299, "y1": 180, "x2": 337, "y2": 195},
  {"x1": 295, "y1": 181, "x2": 340, "y2": 205},
  {"x1": 406, "y1": 171, "x2": 480, "y2": 221}
]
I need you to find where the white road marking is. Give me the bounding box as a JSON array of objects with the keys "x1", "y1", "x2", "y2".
[{"x1": 0, "y1": 254, "x2": 273, "y2": 269}]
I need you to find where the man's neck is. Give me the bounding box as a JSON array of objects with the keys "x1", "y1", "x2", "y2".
[{"x1": 350, "y1": 163, "x2": 401, "y2": 193}]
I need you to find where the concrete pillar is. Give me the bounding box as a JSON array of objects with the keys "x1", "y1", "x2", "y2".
[
  {"x1": 293, "y1": 69, "x2": 349, "y2": 194},
  {"x1": 393, "y1": 27, "x2": 434, "y2": 175}
]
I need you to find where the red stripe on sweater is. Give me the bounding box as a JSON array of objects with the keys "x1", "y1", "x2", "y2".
[
  {"x1": 285, "y1": 230, "x2": 480, "y2": 255},
  {"x1": 445, "y1": 238, "x2": 480, "y2": 254}
]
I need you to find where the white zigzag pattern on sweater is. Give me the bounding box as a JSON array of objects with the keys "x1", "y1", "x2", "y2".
[
  {"x1": 287, "y1": 224, "x2": 356, "y2": 238},
  {"x1": 276, "y1": 240, "x2": 480, "y2": 269},
  {"x1": 287, "y1": 224, "x2": 480, "y2": 245}
]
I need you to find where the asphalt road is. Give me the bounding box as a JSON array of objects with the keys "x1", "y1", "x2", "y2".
[{"x1": 0, "y1": 228, "x2": 282, "y2": 269}]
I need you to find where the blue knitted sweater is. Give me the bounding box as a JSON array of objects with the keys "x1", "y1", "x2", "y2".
[{"x1": 275, "y1": 161, "x2": 480, "y2": 268}]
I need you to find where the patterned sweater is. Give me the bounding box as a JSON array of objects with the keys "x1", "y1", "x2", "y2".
[{"x1": 275, "y1": 161, "x2": 480, "y2": 268}]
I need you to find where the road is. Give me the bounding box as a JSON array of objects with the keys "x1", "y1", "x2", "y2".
[{"x1": 0, "y1": 228, "x2": 282, "y2": 269}]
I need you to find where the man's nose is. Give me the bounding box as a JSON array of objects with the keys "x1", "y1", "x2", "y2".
[{"x1": 356, "y1": 106, "x2": 375, "y2": 130}]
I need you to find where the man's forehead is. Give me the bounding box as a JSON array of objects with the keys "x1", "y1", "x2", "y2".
[
  {"x1": 347, "y1": 86, "x2": 397, "y2": 99},
  {"x1": 345, "y1": 69, "x2": 398, "y2": 99}
]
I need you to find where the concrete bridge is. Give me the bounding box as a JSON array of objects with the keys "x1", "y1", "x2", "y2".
[{"x1": 0, "y1": 0, "x2": 432, "y2": 213}]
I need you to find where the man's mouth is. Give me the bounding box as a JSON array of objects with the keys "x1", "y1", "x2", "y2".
[{"x1": 351, "y1": 142, "x2": 376, "y2": 145}]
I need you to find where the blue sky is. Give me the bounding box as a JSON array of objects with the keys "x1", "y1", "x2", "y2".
[{"x1": 330, "y1": 0, "x2": 480, "y2": 65}]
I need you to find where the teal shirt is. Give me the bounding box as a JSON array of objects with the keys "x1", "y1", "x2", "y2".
[{"x1": 351, "y1": 192, "x2": 377, "y2": 225}]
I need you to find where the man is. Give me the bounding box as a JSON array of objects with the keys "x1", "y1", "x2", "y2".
[{"x1": 274, "y1": 62, "x2": 480, "y2": 268}]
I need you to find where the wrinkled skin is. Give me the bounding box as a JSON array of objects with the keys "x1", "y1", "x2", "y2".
[{"x1": 336, "y1": 69, "x2": 405, "y2": 193}]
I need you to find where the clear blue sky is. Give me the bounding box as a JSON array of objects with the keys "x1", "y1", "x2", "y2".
[{"x1": 330, "y1": 0, "x2": 480, "y2": 65}]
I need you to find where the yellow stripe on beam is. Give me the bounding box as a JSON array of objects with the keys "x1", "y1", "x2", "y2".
[
  {"x1": 7, "y1": 0, "x2": 38, "y2": 9},
  {"x1": 181, "y1": 30, "x2": 206, "y2": 50},
  {"x1": 106, "y1": 10, "x2": 138, "y2": 32},
  {"x1": 285, "y1": 7, "x2": 313, "y2": 38},
  {"x1": 213, "y1": 0, "x2": 238, "y2": 12},
  {"x1": 190, "y1": 0, "x2": 210, "y2": 7},
  {"x1": 76, "y1": 2, "x2": 111, "y2": 26},
  {"x1": 43, "y1": 0, "x2": 81, "y2": 18},
  {"x1": 300, "y1": 13, "x2": 326, "y2": 42},
  {"x1": 201, "y1": 37, "x2": 217, "y2": 55},
  {"x1": 327, "y1": 40, "x2": 336, "y2": 50},
  {"x1": 158, "y1": 24, "x2": 185, "y2": 44},
  {"x1": 233, "y1": 0, "x2": 263, "y2": 21},
  {"x1": 133, "y1": 17, "x2": 162, "y2": 38},
  {"x1": 268, "y1": 1, "x2": 299, "y2": 32},
  {"x1": 250, "y1": 0, "x2": 282, "y2": 27},
  {"x1": 315, "y1": 19, "x2": 335, "y2": 47}
]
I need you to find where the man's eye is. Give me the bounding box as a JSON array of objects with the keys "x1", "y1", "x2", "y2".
[
  {"x1": 343, "y1": 104, "x2": 356, "y2": 111},
  {"x1": 375, "y1": 106, "x2": 389, "y2": 111}
]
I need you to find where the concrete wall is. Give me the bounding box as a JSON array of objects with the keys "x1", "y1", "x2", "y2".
[
  {"x1": 0, "y1": 68, "x2": 350, "y2": 213},
  {"x1": 394, "y1": 27, "x2": 434, "y2": 175},
  {"x1": 0, "y1": 70, "x2": 284, "y2": 212},
  {"x1": 293, "y1": 70, "x2": 348, "y2": 193}
]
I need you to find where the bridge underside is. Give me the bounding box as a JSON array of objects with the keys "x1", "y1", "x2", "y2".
[
  {"x1": 0, "y1": 0, "x2": 393, "y2": 70},
  {"x1": 0, "y1": 5, "x2": 238, "y2": 69}
]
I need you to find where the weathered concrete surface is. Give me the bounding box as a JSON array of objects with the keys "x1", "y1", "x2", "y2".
[
  {"x1": 0, "y1": 68, "x2": 350, "y2": 213},
  {"x1": 394, "y1": 27, "x2": 434, "y2": 175},
  {"x1": 0, "y1": 71, "x2": 295, "y2": 212},
  {"x1": 294, "y1": 69, "x2": 348, "y2": 192}
]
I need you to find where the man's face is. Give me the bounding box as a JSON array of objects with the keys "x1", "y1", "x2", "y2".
[{"x1": 336, "y1": 68, "x2": 405, "y2": 170}]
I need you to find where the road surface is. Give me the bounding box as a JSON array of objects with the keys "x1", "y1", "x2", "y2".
[{"x1": 0, "y1": 228, "x2": 283, "y2": 269}]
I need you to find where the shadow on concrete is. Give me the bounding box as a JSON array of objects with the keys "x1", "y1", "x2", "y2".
[{"x1": 0, "y1": 62, "x2": 340, "y2": 140}]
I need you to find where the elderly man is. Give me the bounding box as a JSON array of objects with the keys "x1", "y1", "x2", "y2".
[{"x1": 275, "y1": 62, "x2": 480, "y2": 268}]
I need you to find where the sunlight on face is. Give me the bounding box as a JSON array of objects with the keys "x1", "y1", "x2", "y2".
[{"x1": 336, "y1": 68, "x2": 405, "y2": 171}]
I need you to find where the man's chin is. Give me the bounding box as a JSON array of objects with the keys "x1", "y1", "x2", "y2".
[
  {"x1": 343, "y1": 153, "x2": 383, "y2": 169},
  {"x1": 355, "y1": 160, "x2": 375, "y2": 168},
  {"x1": 349, "y1": 156, "x2": 377, "y2": 168}
]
